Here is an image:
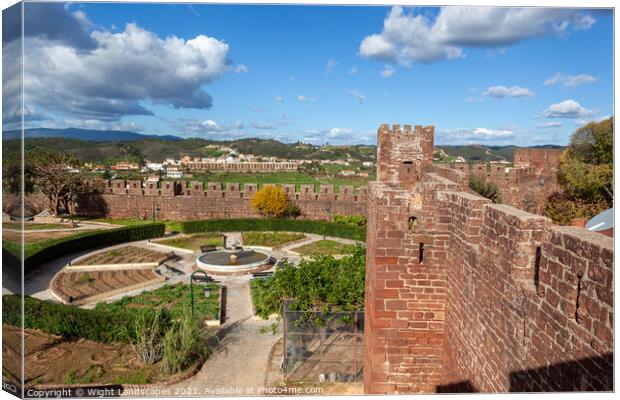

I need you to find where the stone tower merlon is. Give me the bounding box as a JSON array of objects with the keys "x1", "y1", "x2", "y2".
[{"x1": 377, "y1": 123, "x2": 434, "y2": 189}]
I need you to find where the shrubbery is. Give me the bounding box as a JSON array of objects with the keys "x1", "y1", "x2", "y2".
[
  {"x1": 333, "y1": 214, "x2": 366, "y2": 227},
  {"x1": 180, "y1": 218, "x2": 365, "y2": 241},
  {"x1": 250, "y1": 246, "x2": 366, "y2": 323},
  {"x1": 468, "y1": 174, "x2": 502, "y2": 204},
  {"x1": 2, "y1": 295, "x2": 167, "y2": 344},
  {"x1": 251, "y1": 185, "x2": 289, "y2": 218},
  {"x1": 2, "y1": 222, "x2": 165, "y2": 272}
]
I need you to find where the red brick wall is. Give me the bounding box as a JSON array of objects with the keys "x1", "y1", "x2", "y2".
[
  {"x1": 76, "y1": 181, "x2": 366, "y2": 221},
  {"x1": 439, "y1": 193, "x2": 613, "y2": 392},
  {"x1": 364, "y1": 123, "x2": 612, "y2": 394},
  {"x1": 514, "y1": 148, "x2": 563, "y2": 174}
]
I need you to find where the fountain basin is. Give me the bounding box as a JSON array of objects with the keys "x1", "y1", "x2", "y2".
[{"x1": 196, "y1": 249, "x2": 273, "y2": 274}]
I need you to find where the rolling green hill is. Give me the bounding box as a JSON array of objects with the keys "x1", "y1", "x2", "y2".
[{"x1": 3, "y1": 133, "x2": 562, "y2": 165}]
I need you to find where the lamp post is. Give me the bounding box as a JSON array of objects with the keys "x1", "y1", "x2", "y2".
[{"x1": 189, "y1": 270, "x2": 209, "y2": 318}]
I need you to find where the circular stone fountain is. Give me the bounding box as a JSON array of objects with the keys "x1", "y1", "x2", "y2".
[{"x1": 196, "y1": 249, "x2": 273, "y2": 274}]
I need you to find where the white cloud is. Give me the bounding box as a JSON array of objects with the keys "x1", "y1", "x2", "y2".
[
  {"x1": 349, "y1": 90, "x2": 366, "y2": 104},
  {"x1": 542, "y1": 99, "x2": 595, "y2": 118},
  {"x1": 438, "y1": 127, "x2": 514, "y2": 143},
  {"x1": 325, "y1": 59, "x2": 338, "y2": 73},
  {"x1": 359, "y1": 6, "x2": 596, "y2": 66},
  {"x1": 482, "y1": 85, "x2": 534, "y2": 98},
  {"x1": 173, "y1": 119, "x2": 245, "y2": 137},
  {"x1": 537, "y1": 121, "x2": 563, "y2": 129},
  {"x1": 274, "y1": 96, "x2": 283, "y2": 103},
  {"x1": 297, "y1": 95, "x2": 315, "y2": 102},
  {"x1": 543, "y1": 73, "x2": 597, "y2": 88},
  {"x1": 380, "y1": 65, "x2": 396, "y2": 78},
  {"x1": 349, "y1": 66, "x2": 358, "y2": 75},
  {"x1": 22, "y1": 21, "x2": 231, "y2": 121},
  {"x1": 232, "y1": 64, "x2": 248, "y2": 74},
  {"x1": 329, "y1": 128, "x2": 353, "y2": 135}
]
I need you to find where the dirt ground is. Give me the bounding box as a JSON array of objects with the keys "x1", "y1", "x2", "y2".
[
  {"x1": 77, "y1": 246, "x2": 168, "y2": 265},
  {"x1": 51, "y1": 268, "x2": 163, "y2": 303},
  {"x1": 1, "y1": 325, "x2": 191, "y2": 387}
]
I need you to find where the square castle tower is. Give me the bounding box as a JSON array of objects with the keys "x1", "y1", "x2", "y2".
[{"x1": 376, "y1": 123, "x2": 434, "y2": 189}]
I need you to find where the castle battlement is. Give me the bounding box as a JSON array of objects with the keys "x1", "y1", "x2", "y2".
[
  {"x1": 103, "y1": 179, "x2": 367, "y2": 201},
  {"x1": 364, "y1": 123, "x2": 612, "y2": 394}
]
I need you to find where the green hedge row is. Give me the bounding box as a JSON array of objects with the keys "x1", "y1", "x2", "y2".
[
  {"x1": 180, "y1": 218, "x2": 366, "y2": 241},
  {"x1": 2, "y1": 223, "x2": 165, "y2": 272},
  {"x1": 2, "y1": 295, "x2": 170, "y2": 344}
]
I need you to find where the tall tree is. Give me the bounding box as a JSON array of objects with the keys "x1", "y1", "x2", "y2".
[
  {"x1": 25, "y1": 150, "x2": 94, "y2": 215},
  {"x1": 544, "y1": 117, "x2": 613, "y2": 224}
]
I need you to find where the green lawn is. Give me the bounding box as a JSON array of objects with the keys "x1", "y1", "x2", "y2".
[
  {"x1": 162, "y1": 171, "x2": 374, "y2": 191},
  {"x1": 3, "y1": 222, "x2": 68, "y2": 230},
  {"x1": 242, "y1": 231, "x2": 305, "y2": 247},
  {"x1": 154, "y1": 233, "x2": 223, "y2": 251},
  {"x1": 293, "y1": 239, "x2": 357, "y2": 256},
  {"x1": 94, "y1": 282, "x2": 220, "y2": 321}
]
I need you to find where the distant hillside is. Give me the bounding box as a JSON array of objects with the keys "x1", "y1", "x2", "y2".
[
  {"x1": 3, "y1": 128, "x2": 181, "y2": 142},
  {"x1": 435, "y1": 144, "x2": 563, "y2": 163},
  {"x1": 2, "y1": 127, "x2": 563, "y2": 164},
  {"x1": 4, "y1": 136, "x2": 377, "y2": 163}
]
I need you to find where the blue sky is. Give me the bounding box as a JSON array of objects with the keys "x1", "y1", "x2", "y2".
[{"x1": 3, "y1": 3, "x2": 614, "y2": 145}]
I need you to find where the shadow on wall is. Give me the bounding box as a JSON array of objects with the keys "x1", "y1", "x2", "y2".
[
  {"x1": 436, "y1": 353, "x2": 613, "y2": 393},
  {"x1": 76, "y1": 192, "x2": 110, "y2": 217}
]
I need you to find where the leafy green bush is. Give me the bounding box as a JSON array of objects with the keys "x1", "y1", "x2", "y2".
[
  {"x1": 333, "y1": 214, "x2": 366, "y2": 227},
  {"x1": 2, "y1": 295, "x2": 169, "y2": 344},
  {"x1": 250, "y1": 246, "x2": 366, "y2": 322},
  {"x1": 180, "y1": 218, "x2": 365, "y2": 241},
  {"x1": 468, "y1": 174, "x2": 502, "y2": 204},
  {"x1": 2, "y1": 222, "x2": 165, "y2": 272},
  {"x1": 543, "y1": 191, "x2": 609, "y2": 225}
]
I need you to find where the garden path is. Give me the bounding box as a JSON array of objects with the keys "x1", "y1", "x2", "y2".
[{"x1": 160, "y1": 275, "x2": 282, "y2": 396}]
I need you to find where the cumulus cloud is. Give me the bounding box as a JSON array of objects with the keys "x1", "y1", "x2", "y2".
[
  {"x1": 7, "y1": 5, "x2": 235, "y2": 127},
  {"x1": 359, "y1": 6, "x2": 597, "y2": 66},
  {"x1": 482, "y1": 85, "x2": 534, "y2": 98},
  {"x1": 349, "y1": 66, "x2": 358, "y2": 75},
  {"x1": 349, "y1": 90, "x2": 367, "y2": 104},
  {"x1": 543, "y1": 73, "x2": 597, "y2": 88},
  {"x1": 537, "y1": 121, "x2": 563, "y2": 129},
  {"x1": 381, "y1": 65, "x2": 396, "y2": 78},
  {"x1": 274, "y1": 96, "x2": 283, "y2": 103},
  {"x1": 438, "y1": 127, "x2": 514, "y2": 143},
  {"x1": 542, "y1": 99, "x2": 595, "y2": 118}
]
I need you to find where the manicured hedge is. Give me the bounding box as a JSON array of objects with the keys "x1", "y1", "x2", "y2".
[
  {"x1": 2, "y1": 223, "x2": 165, "y2": 272},
  {"x1": 2, "y1": 295, "x2": 171, "y2": 344},
  {"x1": 180, "y1": 218, "x2": 366, "y2": 241}
]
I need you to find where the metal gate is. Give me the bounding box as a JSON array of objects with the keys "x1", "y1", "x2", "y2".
[{"x1": 282, "y1": 301, "x2": 364, "y2": 383}]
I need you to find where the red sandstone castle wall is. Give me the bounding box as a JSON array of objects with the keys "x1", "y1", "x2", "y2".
[
  {"x1": 439, "y1": 191, "x2": 613, "y2": 392},
  {"x1": 364, "y1": 123, "x2": 613, "y2": 394},
  {"x1": 77, "y1": 181, "x2": 367, "y2": 221},
  {"x1": 514, "y1": 148, "x2": 563, "y2": 174}
]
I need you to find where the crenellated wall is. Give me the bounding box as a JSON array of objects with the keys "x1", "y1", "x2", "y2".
[
  {"x1": 364, "y1": 123, "x2": 613, "y2": 394},
  {"x1": 76, "y1": 180, "x2": 367, "y2": 221},
  {"x1": 433, "y1": 153, "x2": 561, "y2": 214}
]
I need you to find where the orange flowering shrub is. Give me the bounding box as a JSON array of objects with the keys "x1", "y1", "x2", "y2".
[{"x1": 251, "y1": 185, "x2": 289, "y2": 218}]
